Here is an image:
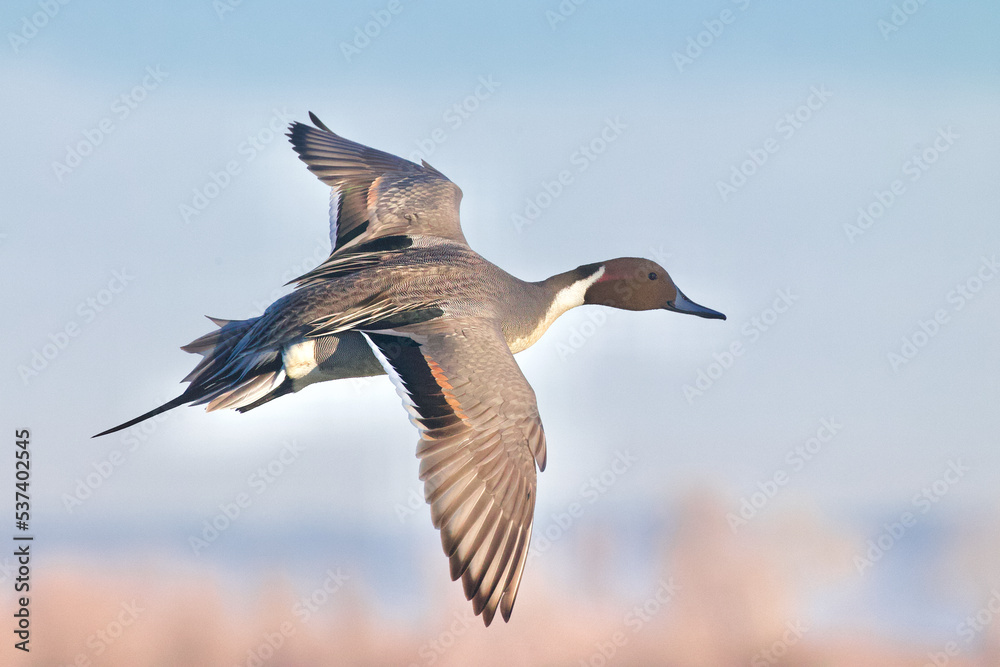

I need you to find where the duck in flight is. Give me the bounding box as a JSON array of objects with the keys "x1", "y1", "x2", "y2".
[{"x1": 95, "y1": 112, "x2": 725, "y2": 625}]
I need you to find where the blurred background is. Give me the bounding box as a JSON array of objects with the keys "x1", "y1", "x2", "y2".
[{"x1": 2, "y1": 0, "x2": 999, "y2": 664}]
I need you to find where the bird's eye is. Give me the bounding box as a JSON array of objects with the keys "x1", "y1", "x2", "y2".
[{"x1": 648, "y1": 272, "x2": 658, "y2": 280}]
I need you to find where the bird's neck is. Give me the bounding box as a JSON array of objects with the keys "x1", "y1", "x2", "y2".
[{"x1": 502, "y1": 264, "x2": 606, "y2": 353}]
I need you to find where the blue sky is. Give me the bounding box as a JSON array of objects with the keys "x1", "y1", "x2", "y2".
[
  {"x1": 2, "y1": 0, "x2": 999, "y2": 653},
  {"x1": 4, "y1": 0, "x2": 998, "y2": 513}
]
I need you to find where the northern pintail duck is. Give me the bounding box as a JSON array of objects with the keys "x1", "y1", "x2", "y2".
[{"x1": 96, "y1": 113, "x2": 725, "y2": 625}]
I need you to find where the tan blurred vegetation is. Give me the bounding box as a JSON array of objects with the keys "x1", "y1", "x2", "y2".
[{"x1": 6, "y1": 493, "x2": 1000, "y2": 667}]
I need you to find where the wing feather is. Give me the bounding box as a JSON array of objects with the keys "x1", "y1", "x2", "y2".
[
  {"x1": 287, "y1": 115, "x2": 467, "y2": 254},
  {"x1": 365, "y1": 324, "x2": 545, "y2": 626}
]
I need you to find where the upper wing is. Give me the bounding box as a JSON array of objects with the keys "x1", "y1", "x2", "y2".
[
  {"x1": 287, "y1": 113, "x2": 467, "y2": 254},
  {"x1": 365, "y1": 321, "x2": 546, "y2": 626}
]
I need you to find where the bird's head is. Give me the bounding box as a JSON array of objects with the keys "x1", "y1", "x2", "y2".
[{"x1": 581, "y1": 257, "x2": 726, "y2": 319}]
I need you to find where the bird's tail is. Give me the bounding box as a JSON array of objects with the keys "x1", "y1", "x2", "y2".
[
  {"x1": 93, "y1": 316, "x2": 288, "y2": 437},
  {"x1": 91, "y1": 394, "x2": 192, "y2": 438}
]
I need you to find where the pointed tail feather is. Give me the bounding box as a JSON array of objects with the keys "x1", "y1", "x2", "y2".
[
  {"x1": 94, "y1": 314, "x2": 286, "y2": 437},
  {"x1": 92, "y1": 394, "x2": 190, "y2": 438}
]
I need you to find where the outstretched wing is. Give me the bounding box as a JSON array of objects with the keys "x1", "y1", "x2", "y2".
[
  {"x1": 287, "y1": 113, "x2": 467, "y2": 254},
  {"x1": 366, "y1": 321, "x2": 546, "y2": 626}
]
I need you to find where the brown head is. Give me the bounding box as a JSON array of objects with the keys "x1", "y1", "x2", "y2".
[{"x1": 580, "y1": 257, "x2": 726, "y2": 319}]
